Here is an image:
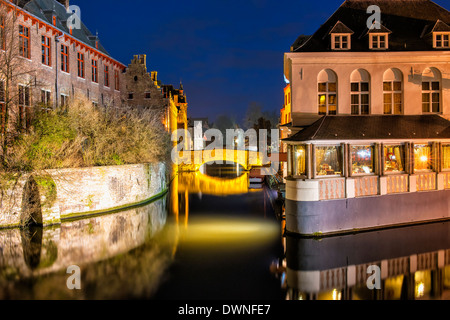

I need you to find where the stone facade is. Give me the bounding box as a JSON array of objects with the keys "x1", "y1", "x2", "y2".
[{"x1": 0, "y1": 162, "x2": 168, "y2": 228}]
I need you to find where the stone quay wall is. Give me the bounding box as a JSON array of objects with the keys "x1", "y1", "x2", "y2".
[{"x1": 0, "y1": 163, "x2": 168, "y2": 228}]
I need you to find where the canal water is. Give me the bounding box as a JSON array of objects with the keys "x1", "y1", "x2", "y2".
[{"x1": 1, "y1": 164, "x2": 450, "y2": 300}]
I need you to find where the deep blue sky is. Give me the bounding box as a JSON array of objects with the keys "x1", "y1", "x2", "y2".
[{"x1": 71, "y1": 0, "x2": 449, "y2": 125}]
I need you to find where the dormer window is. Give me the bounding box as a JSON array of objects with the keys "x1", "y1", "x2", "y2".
[
  {"x1": 370, "y1": 33, "x2": 388, "y2": 49},
  {"x1": 333, "y1": 34, "x2": 350, "y2": 50},
  {"x1": 434, "y1": 32, "x2": 450, "y2": 48},
  {"x1": 329, "y1": 21, "x2": 353, "y2": 51},
  {"x1": 429, "y1": 20, "x2": 450, "y2": 49}
]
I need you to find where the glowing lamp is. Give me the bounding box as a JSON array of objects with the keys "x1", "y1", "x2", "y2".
[{"x1": 420, "y1": 156, "x2": 428, "y2": 162}]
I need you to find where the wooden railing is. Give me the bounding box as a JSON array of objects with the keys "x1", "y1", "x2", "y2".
[{"x1": 318, "y1": 178, "x2": 346, "y2": 201}]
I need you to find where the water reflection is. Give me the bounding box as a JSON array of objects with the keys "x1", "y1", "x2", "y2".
[
  {"x1": 0, "y1": 196, "x2": 172, "y2": 299},
  {"x1": 0, "y1": 164, "x2": 284, "y2": 300},
  {"x1": 284, "y1": 221, "x2": 450, "y2": 300}
]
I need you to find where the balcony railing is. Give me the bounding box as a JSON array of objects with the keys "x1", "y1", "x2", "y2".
[
  {"x1": 354, "y1": 176, "x2": 379, "y2": 198},
  {"x1": 386, "y1": 174, "x2": 409, "y2": 194},
  {"x1": 318, "y1": 178, "x2": 346, "y2": 201},
  {"x1": 416, "y1": 172, "x2": 436, "y2": 192}
]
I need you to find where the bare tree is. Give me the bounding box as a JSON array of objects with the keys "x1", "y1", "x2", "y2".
[{"x1": 0, "y1": 1, "x2": 44, "y2": 166}]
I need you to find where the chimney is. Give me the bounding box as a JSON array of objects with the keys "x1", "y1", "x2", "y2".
[{"x1": 57, "y1": 0, "x2": 70, "y2": 9}]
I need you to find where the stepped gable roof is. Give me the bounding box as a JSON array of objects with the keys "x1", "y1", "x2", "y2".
[
  {"x1": 292, "y1": 0, "x2": 450, "y2": 52},
  {"x1": 283, "y1": 115, "x2": 450, "y2": 142}
]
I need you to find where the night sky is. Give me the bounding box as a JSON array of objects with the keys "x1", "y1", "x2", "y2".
[{"x1": 71, "y1": 0, "x2": 449, "y2": 126}]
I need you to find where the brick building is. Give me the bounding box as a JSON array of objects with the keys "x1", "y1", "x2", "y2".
[{"x1": 0, "y1": 0, "x2": 188, "y2": 137}]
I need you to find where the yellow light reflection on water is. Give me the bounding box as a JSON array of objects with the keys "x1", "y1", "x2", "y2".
[{"x1": 177, "y1": 215, "x2": 280, "y2": 248}]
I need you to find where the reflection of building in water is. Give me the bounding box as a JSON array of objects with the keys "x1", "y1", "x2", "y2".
[
  {"x1": 0, "y1": 197, "x2": 170, "y2": 299},
  {"x1": 285, "y1": 222, "x2": 450, "y2": 300}
]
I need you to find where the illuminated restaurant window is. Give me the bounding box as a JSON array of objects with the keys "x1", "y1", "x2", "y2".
[
  {"x1": 414, "y1": 144, "x2": 432, "y2": 171},
  {"x1": 384, "y1": 145, "x2": 405, "y2": 173},
  {"x1": 293, "y1": 145, "x2": 306, "y2": 176},
  {"x1": 315, "y1": 146, "x2": 342, "y2": 176},
  {"x1": 442, "y1": 144, "x2": 450, "y2": 170},
  {"x1": 351, "y1": 145, "x2": 374, "y2": 174}
]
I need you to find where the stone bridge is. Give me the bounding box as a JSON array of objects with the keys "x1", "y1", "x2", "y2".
[{"x1": 178, "y1": 149, "x2": 267, "y2": 172}]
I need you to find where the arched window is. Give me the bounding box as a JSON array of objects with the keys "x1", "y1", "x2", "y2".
[
  {"x1": 318, "y1": 69, "x2": 337, "y2": 115},
  {"x1": 422, "y1": 67, "x2": 442, "y2": 113},
  {"x1": 383, "y1": 68, "x2": 403, "y2": 114},
  {"x1": 351, "y1": 69, "x2": 370, "y2": 115}
]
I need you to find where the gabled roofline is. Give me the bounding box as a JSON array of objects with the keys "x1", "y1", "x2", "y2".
[{"x1": 0, "y1": 0, "x2": 127, "y2": 69}]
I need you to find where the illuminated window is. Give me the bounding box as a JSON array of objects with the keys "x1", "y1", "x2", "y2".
[
  {"x1": 61, "y1": 44, "x2": 69, "y2": 73},
  {"x1": 92, "y1": 59, "x2": 98, "y2": 83},
  {"x1": 77, "y1": 52, "x2": 85, "y2": 78},
  {"x1": 370, "y1": 34, "x2": 388, "y2": 49},
  {"x1": 104, "y1": 65, "x2": 110, "y2": 87},
  {"x1": 442, "y1": 144, "x2": 450, "y2": 170},
  {"x1": 351, "y1": 145, "x2": 375, "y2": 175},
  {"x1": 384, "y1": 145, "x2": 405, "y2": 173},
  {"x1": 19, "y1": 25, "x2": 30, "y2": 59},
  {"x1": 41, "y1": 36, "x2": 51, "y2": 66},
  {"x1": 383, "y1": 69, "x2": 403, "y2": 114},
  {"x1": 317, "y1": 69, "x2": 337, "y2": 115},
  {"x1": 315, "y1": 146, "x2": 343, "y2": 176},
  {"x1": 414, "y1": 144, "x2": 432, "y2": 171},
  {"x1": 434, "y1": 33, "x2": 450, "y2": 48},
  {"x1": 293, "y1": 145, "x2": 306, "y2": 176}
]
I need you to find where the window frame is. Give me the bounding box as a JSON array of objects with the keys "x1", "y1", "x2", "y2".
[
  {"x1": 370, "y1": 33, "x2": 389, "y2": 50},
  {"x1": 40, "y1": 89, "x2": 51, "y2": 106},
  {"x1": 350, "y1": 144, "x2": 376, "y2": 176},
  {"x1": 384, "y1": 144, "x2": 406, "y2": 174},
  {"x1": 18, "y1": 84, "x2": 31, "y2": 129},
  {"x1": 0, "y1": 16, "x2": 5, "y2": 51},
  {"x1": 19, "y1": 24, "x2": 30, "y2": 59},
  {"x1": 383, "y1": 81, "x2": 403, "y2": 115},
  {"x1": 441, "y1": 144, "x2": 450, "y2": 172},
  {"x1": 318, "y1": 81, "x2": 337, "y2": 116},
  {"x1": 422, "y1": 81, "x2": 441, "y2": 113},
  {"x1": 91, "y1": 59, "x2": 98, "y2": 83},
  {"x1": 315, "y1": 144, "x2": 344, "y2": 178},
  {"x1": 351, "y1": 82, "x2": 370, "y2": 115},
  {"x1": 41, "y1": 35, "x2": 51, "y2": 67},
  {"x1": 331, "y1": 33, "x2": 351, "y2": 50},
  {"x1": 104, "y1": 65, "x2": 110, "y2": 87},
  {"x1": 413, "y1": 143, "x2": 433, "y2": 172},
  {"x1": 61, "y1": 44, "x2": 69, "y2": 73},
  {"x1": 434, "y1": 32, "x2": 450, "y2": 49},
  {"x1": 77, "y1": 52, "x2": 85, "y2": 79}
]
